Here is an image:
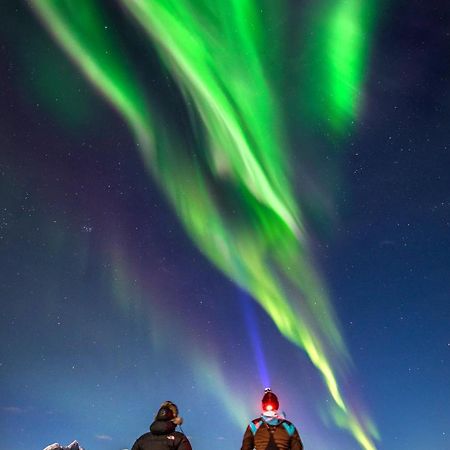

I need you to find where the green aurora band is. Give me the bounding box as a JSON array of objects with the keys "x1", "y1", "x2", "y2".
[
  {"x1": 29, "y1": 1, "x2": 378, "y2": 448},
  {"x1": 297, "y1": 0, "x2": 376, "y2": 134},
  {"x1": 322, "y1": 0, "x2": 376, "y2": 131}
]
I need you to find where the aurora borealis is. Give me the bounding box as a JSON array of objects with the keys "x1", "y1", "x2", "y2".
[
  {"x1": 28, "y1": 0, "x2": 379, "y2": 447},
  {"x1": 2, "y1": 1, "x2": 450, "y2": 450}
]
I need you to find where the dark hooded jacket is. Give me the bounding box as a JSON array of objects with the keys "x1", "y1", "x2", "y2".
[{"x1": 131, "y1": 419, "x2": 192, "y2": 450}]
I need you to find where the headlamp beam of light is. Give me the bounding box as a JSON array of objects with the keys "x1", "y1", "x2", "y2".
[{"x1": 240, "y1": 290, "x2": 271, "y2": 389}]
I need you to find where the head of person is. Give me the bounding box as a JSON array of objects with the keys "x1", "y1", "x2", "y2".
[
  {"x1": 155, "y1": 401, "x2": 183, "y2": 425},
  {"x1": 261, "y1": 388, "x2": 279, "y2": 413}
]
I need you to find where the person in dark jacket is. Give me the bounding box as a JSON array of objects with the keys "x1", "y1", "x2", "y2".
[
  {"x1": 131, "y1": 401, "x2": 192, "y2": 450},
  {"x1": 241, "y1": 388, "x2": 304, "y2": 450}
]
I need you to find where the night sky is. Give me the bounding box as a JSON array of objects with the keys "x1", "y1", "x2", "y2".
[{"x1": 1, "y1": 1, "x2": 450, "y2": 450}]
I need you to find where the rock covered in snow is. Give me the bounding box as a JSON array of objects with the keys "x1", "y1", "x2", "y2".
[{"x1": 43, "y1": 440, "x2": 84, "y2": 450}]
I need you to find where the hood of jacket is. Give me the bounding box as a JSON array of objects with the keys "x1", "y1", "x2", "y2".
[{"x1": 150, "y1": 419, "x2": 176, "y2": 435}]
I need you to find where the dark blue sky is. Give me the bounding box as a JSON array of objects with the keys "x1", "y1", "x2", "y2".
[{"x1": 1, "y1": 1, "x2": 450, "y2": 449}]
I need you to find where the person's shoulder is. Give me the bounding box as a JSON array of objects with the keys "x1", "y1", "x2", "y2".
[
  {"x1": 279, "y1": 419, "x2": 298, "y2": 436},
  {"x1": 246, "y1": 417, "x2": 263, "y2": 427},
  {"x1": 132, "y1": 432, "x2": 155, "y2": 450},
  {"x1": 282, "y1": 418, "x2": 296, "y2": 426},
  {"x1": 246, "y1": 417, "x2": 264, "y2": 433},
  {"x1": 135, "y1": 432, "x2": 152, "y2": 442},
  {"x1": 282, "y1": 418, "x2": 298, "y2": 428},
  {"x1": 173, "y1": 431, "x2": 189, "y2": 439}
]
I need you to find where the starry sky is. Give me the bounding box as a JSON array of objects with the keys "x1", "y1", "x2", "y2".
[{"x1": 1, "y1": 1, "x2": 450, "y2": 450}]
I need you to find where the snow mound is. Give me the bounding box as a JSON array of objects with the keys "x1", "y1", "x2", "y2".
[{"x1": 43, "y1": 440, "x2": 84, "y2": 450}]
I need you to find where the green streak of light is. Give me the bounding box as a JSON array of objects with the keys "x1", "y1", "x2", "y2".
[
  {"x1": 299, "y1": 0, "x2": 376, "y2": 133},
  {"x1": 123, "y1": 0, "x2": 299, "y2": 236},
  {"x1": 29, "y1": 1, "x2": 378, "y2": 448},
  {"x1": 30, "y1": 0, "x2": 154, "y2": 151},
  {"x1": 326, "y1": 0, "x2": 376, "y2": 131}
]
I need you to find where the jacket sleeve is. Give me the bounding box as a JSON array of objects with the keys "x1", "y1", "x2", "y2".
[
  {"x1": 290, "y1": 427, "x2": 304, "y2": 450},
  {"x1": 240, "y1": 425, "x2": 255, "y2": 450},
  {"x1": 177, "y1": 434, "x2": 192, "y2": 450}
]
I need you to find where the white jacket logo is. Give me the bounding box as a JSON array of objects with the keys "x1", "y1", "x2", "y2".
[{"x1": 167, "y1": 435, "x2": 175, "y2": 440}]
